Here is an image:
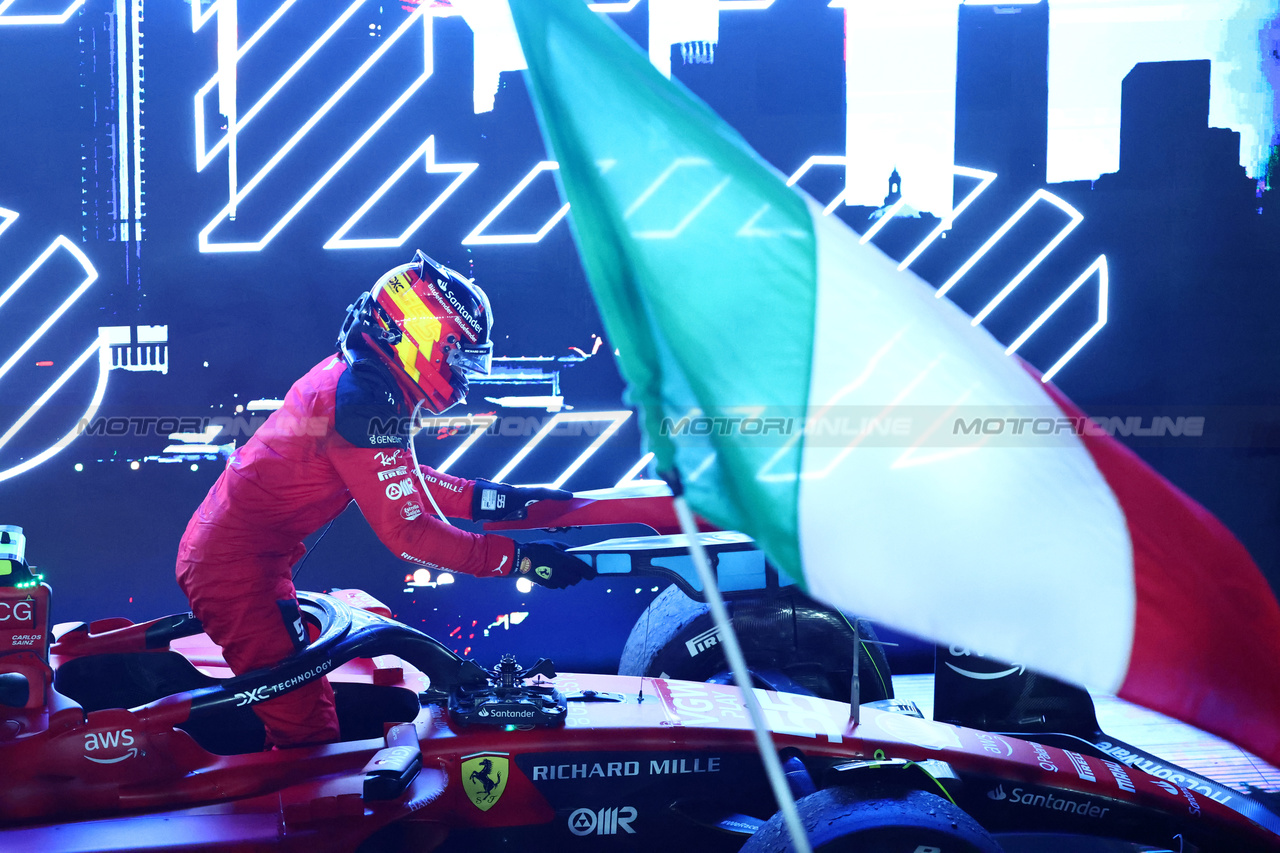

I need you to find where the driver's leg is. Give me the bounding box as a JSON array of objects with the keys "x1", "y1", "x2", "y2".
[{"x1": 178, "y1": 558, "x2": 340, "y2": 747}]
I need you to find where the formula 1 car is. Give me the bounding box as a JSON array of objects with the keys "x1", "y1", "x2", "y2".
[{"x1": 2, "y1": 505, "x2": 1278, "y2": 852}]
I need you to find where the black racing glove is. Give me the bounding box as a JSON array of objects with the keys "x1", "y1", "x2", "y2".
[
  {"x1": 472, "y1": 479, "x2": 572, "y2": 521},
  {"x1": 514, "y1": 540, "x2": 596, "y2": 589}
]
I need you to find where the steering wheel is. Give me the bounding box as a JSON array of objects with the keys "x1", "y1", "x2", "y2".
[{"x1": 172, "y1": 592, "x2": 490, "y2": 725}]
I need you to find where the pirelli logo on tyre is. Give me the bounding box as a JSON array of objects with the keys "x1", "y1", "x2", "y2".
[{"x1": 685, "y1": 626, "x2": 719, "y2": 657}]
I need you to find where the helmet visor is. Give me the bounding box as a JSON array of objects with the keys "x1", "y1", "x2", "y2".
[{"x1": 447, "y1": 340, "x2": 492, "y2": 377}]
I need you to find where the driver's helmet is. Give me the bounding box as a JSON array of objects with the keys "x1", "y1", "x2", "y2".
[{"x1": 338, "y1": 250, "x2": 493, "y2": 414}]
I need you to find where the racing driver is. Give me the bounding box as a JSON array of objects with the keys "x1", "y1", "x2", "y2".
[{"x1": 176, "y1": 250, "x2": 594, "y2": 747}]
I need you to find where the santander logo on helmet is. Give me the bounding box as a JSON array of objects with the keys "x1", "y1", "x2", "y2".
[{"x1": 337, "y1": 249, "x2": 494, "y2": 416}]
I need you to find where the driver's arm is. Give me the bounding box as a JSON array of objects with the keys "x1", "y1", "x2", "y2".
[
  {"x1": 327, "y1": 434, "x2": 516, "y2": 576},
  {"x1": 413, "y1": 464, "x2": 474, "y2": 518}
]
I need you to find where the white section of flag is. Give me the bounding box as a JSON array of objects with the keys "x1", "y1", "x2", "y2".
[{"x1": 796, "y1": 199, "x2": 1136, "y2": 691}]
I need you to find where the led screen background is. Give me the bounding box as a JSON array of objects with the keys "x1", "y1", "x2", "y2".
[{"x1": 1, "y1": 0, "x2": 1277, "y2": 672}]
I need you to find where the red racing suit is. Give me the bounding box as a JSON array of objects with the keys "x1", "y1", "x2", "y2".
[{"x1": 176, "y1": 352, "x2": 515, "y2": 746}]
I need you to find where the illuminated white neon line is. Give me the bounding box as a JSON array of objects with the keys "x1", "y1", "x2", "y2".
[
  {"x1": 784, "y1": 156, "x2": 850, "y2": 216},
  {"x1": 624, "y1": 157, "x2": 705, "y2": 219},
  {"x1": 802, "y1": 358, "x2": 939, "y2": 481},
  {"x1": 858, "y1": 197, "x2": 907, "y2": 245},
  {"x1": 431, "y1": 415, "x2": 497, "y2": 475},
  {"x1": 757, "y1": 329, "x2": 907, "y2": 483},
  {"x1": 897, "y1": 165, "x2": 997, "y2": 271},
  {"x1": 194, "y1": 0, "x2": 367, "y2": 172},
  {"x1": 169, "y1": 425, "x2": 224, "y2": 443},
  {"x1": 491, "y1": 411, "x2": 632, "y2": 484},
  {"x1": 893, "y1": 445, "x2": 982, "y2": 470},
  {"x1": 738, "y1": 204, "x2": 771, "y2": 236},
  {"x1": 550, "y1": 413, "x2": 631, "y2": 489},
  {"x1": 236, "y1": 0, "x2": 298, "y2": 53},
  {"x1": 461, "y1": 162, "x2": 570, "y2": 246},
  {"x1": 685, "y1": 450, "x2": 717, "y2": 484},
  {"x1": 0, "y1": 238, "x2": 99, "y2": 384},
  {"x1": 635, "y1": 176, "x2": 731, "y2": 240},
  {"x1": 0, "y1": 339, "x2": 101, "y2": 454},
  {"x1": 936, "y1": 189, "x2": 1082, "y2": 302},
  {"x1": 0, "y1": 0, "x2": 84, "y2": 25},
  {"x1": 131, "y1": 0, "x2": 143, "y2": 234},
  {"x1": 206, "y1": 69, "x2": 433, "y2": 251},
  {"x1": 216, "y1": 0, "x2": 237, "y2": 216},
  {"x1": 615, "y1": 452, "x2": 655, "y2": 487},
  {"x1": 1007, "y1": 255, "x2": 1109, "y2": 383},
  {"x1": 890, "y1": 387, "x2": 983, "y2": 470},
  {"x1": 1004, "y1": 255, "x2": 1107, "y2": 355},
  {"x1": 586, "y1": 0, "x2": 768, "y2": 13},
  {"x1": 0, "y1": 240, "x2": 99, "y2": 377},
  {"x1": 199, "y1": 0, "x2": 297, "y2": 51},
  {"x1": 0, "y1": 207, "x2": 17, "y2": 240},
  {"x1": 623, "y1": 158, "x2": 732, "y2": 240},
  {"x1": 483, "y1": 395, "x2": 565, "y2": 410},
  {"x1": 0, "y1": 339, "x2": 109, "y2": 483},
  {"x1": 784, "y1": 154, "x2": 847, "y2": 184},
  {"x1": 968, "y1": 192, "x2": 1084, "y2": 325},
  {"x1": 736, "y1": 203, "x2": 807, "y2": 238},
  {"x1": 190, "y1": 0, "x2": 217, "y2": 31},
  {"x1": 327, "y1": 136, "x2": 478, "y2": 250},
  {"x1": 162, "y1": 444, "x2": 225, "y2": 454},
  {"x1": 199, "y1": 4, "x2": 432, "y2": 252},
  {"x1": 116, "y1": 0, "x2": 129, "y2": 241},
  {"x1": 821, "y1": 191, "x2": 849, "y2": 216}
]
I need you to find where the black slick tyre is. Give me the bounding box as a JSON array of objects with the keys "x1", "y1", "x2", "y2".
[
  {"x1": 618, "y1": 585, "x2": 893, "y2": 703},
  {"x1": 741, "y1": 787, "x2": 1004, "y2": 853}
]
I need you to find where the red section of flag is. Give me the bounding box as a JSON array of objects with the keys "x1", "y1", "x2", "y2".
[
  {"x1": 1043, "y1": 380, "x2": 1280, "y2": 767},
  {"x1": 35, "y1": 361, "x2": 53, "y2": 367}
]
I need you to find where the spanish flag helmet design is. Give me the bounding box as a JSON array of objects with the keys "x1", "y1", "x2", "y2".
[{"x1": 339, "y1": 250, "x2": 493, "y2": 414}]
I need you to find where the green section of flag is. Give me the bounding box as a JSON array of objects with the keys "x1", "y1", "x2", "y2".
[{"x1": 509, "y1": 0, "x2": 817, "y2": 581}]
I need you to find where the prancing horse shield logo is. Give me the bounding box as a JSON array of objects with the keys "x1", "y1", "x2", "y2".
[{"x1": 461, "y1": 752, "x2": 509, "y2": 812}]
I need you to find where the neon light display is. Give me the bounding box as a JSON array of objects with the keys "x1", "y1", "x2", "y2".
[
  {"x1": 0, "y1": 230, "x2": 109, "y2": 483},
  {"x1": 326, "y1": 136, "x2": 478, "y2": 250},
  {"x1": 197, "y1": 2, "x2": 435, "y2": 252},
  {"x1": 0, "y1": 0, "x2": 84, "y2": 26},
  {"x1": 461, "y1": 162, "x2": 569, "y2": 246}
]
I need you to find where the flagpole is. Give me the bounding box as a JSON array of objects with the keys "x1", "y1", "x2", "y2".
[{"x1": 671, "y1": 493, "x2": 813, "y2": 853}]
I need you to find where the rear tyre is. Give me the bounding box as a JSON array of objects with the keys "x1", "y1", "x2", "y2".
[
  {"x1": 618, "y1": 586, "x2": 892, "y2": 703},
  {"x1": 741, "y1": 787, "x2": 1004, "y2": 853}
]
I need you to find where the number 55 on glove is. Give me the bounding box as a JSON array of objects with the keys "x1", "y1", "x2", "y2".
[{"x1": 472, "y1": 480, "x2": 572, "y2": 522}]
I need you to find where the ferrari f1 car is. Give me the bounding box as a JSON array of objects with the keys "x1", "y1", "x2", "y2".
[{"x1": 2, "y1": 501, "x2": 1278, "y2": 852}]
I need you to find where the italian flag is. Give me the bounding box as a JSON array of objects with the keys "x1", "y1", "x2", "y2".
[{"x1": 508, "y1": 0, "x2": 1280, "y2": 765}]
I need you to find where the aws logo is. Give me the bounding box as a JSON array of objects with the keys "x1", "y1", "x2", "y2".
[
  {"x1": 944, "y1": 646, "x2": 1026, "y2": 681},
  {"x1": 84, "y1": 728, "x2": 138, "y2": 764}
]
